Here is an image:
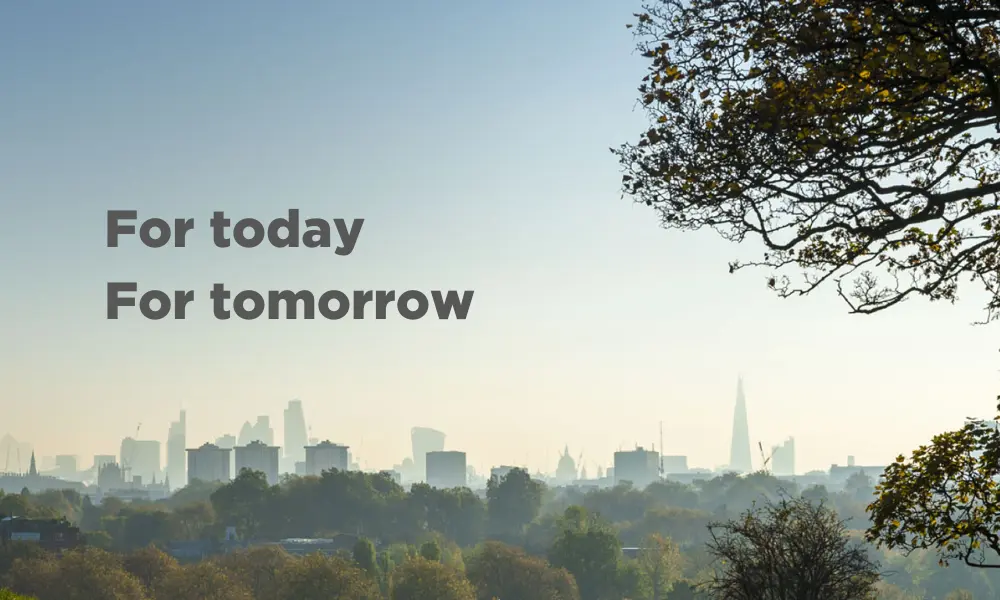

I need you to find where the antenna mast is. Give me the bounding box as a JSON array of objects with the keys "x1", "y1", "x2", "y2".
[{"x1": 659, "y1": 421, "x2": 664, "y2": 478}]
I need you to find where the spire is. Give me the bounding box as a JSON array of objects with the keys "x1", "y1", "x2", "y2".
[
  {"x1": 28, "y1": 452, "x2": 37, "y2": 477},
  {"x1": 729, "y1": 376, "x2": 753, "y2": 473}
]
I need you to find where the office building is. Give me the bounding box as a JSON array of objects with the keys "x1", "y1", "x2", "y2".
[
  {"x1": 283, "y1": 400, "x2": 308, "y2": 466},
  {"x1": 411, "y1": 427, "x2": 446, "y2": 483},
  {"x1": 119, "y1": 438, "x2": 161, "y2": 483},
  {"x1": 215, "y1": 434, "x2": 237, "y2": 477},
  {"x1": 166, "y1": 410, "x2": 187, "y2": 488},
  {"x1": 614, "y1": 447, "x2": 660, "y2": 489},
  {"x1": 304, "y1": 441, "x2": 349, "y2": 476},
  {"x1": 54, "y1": 455, "x2": 77, "y2": 478},
  {"x1": 662, "y1": 455, "x2": 689, "y2": 474},
  {"x1": 92, "y1": 455, "x2": 116, "y2": 471},
  {"x1": 235, "y1": 441, "x2": 280, "y2": 485},
  {"x1": 426, "y1": 451, "x2": 466, "y2": 488},
  {"x1": 771, "y1": 438, "x2": 795, "y2": 476},
  {"x1": 490, "y1": 465, "x2": 517, "y2": 481},
  {"x1": 187, "y1": 443, "x2": 231, "y2": 483},
  {"x1": 238, "y1": 416, "x2": 274, "y2": 446}
]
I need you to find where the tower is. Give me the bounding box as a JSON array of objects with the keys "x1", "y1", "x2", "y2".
[
  {"x1": 28, "y1": 452, "x2": 37, "y2": 477},
  {"x1": 283, "y1": 400, "x2": 308, "y2": 465},
  {"x1": 729, "y1": 376, "x2": 753, "y2": 473},
  {"x1": 167, "y1": 410, "x2": 187, "y2": 488}
]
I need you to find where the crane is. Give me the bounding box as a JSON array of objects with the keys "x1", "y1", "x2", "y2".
[{"x1": 123, "y1": 423, "x2": 141, "y2": 483}]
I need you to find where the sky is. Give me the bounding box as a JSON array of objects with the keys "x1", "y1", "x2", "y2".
[{"x1": 2, "y1": 1, "x2": 998, "y2": 476}]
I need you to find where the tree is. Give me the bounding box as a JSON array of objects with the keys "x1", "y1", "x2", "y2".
[
  {"x1": 353, "y1": 537, "x2": 378, "y2": 574},
  {"x1": 945, "y1": 590, "x2": 975, "y2": 600},
  {"x1": 275, "y1": 554, "x2": 379, "y2": 600},
  {"x1": 800, "y1": 484, "x2": 830, "y2": 505},
  {"x1": 419, "y1": 540, "x2": 442, "y2": 562},
  {"x1": 635, "y1": 534, "x2": 682, "y2": 600},
  {"x1": 874, "y1": 581, "x2": 922, "y2": 600},
  {"x1": 390, "y1": 557, "x2": 475, "y2": 600},
  {"x1": 210, "y1": 469, "x2": 275, "y2": 541},
  {"x1": 213, "y1": 546, "x2": 291, "y2": 600},
  {"x1": 704, "y1": 497, "x2": 880, "y2": 599},
  {"x1": 486, "y1": 468, "x2": 545, "y2": 541},
  {"x1": 6, "y1": 547, "x2": 147, "y2": 600},
  {"x1": 867, "y1": 412, "x2": 1000, "y2": 568},
  {"x1": 844, "y1": 471, "x2": 875, "y2": 503},
  {"x1": 122, "y1": 546, "x2": 178, "y2": 592},
  {"x1": 154, "y1": 561, "x2": 252, "y2": 600},
  {"x1": 613, "y1": 0, "x2": 1000, "y2": 320},
  {"x1": 548, "y1": 507, "x2": 623, "y2": 600},
  {"x1": 0, "y1": 590, "x2": 35, "y2": 600},
  {"x1": 465, "y1": 541, "x2": 580, "y2": 600}
]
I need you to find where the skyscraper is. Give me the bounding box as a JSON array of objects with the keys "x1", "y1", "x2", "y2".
[
  {"x1": 411, "y1": 427, "x2": 446, "y2": 482},
  {"x1": 166, "y1": 410, "x2": 186, "y2": 489},
  {"x1": 729, "y1": 376, "x2": 753, "y2": 474},
  {"x1": 771, "y1": 437, "x2": 795, "y2": 476},
  {"x1": 283, "y1": 400, "x2": 307, "y2": 465}
]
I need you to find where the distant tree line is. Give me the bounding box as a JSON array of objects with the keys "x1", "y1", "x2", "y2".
[{"x1": 0, "y1": 466, "x2": 991, "y2": 599}]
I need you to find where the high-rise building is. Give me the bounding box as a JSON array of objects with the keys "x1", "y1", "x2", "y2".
[
  {"x1": 238, "y1": 417, "x2": 274, "y2": 446},
  {"x1": 283, "y1": 401, "x2": 307, "y2": 466},
  {"x1": 411, "y1": 427, "x2": 446, "y2": 483},
  {"x1": 235, "y1": 441, "x2": 280, "y2": 485},
  {"x1": 771, "y1": 438, "x2": 795, "y2": 476},
  {"x1": 426, "y1": 451, "x2": 467, "y2": 488},
  {"x1": 304, "y1": 441, "x2": 349, "y2": 475},
  {"x1": 216, "y1": 434, "x2": 237, "y2": 477},
  {"x1": 54, "y1": 455, "x2": 77, "y2": 478},
  {"x1": 120, "y1": 438, "x2": 161, "y2": 483},
  {"x1": 729, "y1": 376, "x2": 753, "y2": 474},
  {"x1": 166, "y1": 410, "x2": 187, "y2": 489},
  {"x1": 92, "y1": 455, "x2": 116, "y2": 471},
  {"x1": 614, "y1": 447, "x2": 660, "y2": 489},
  {"x1": 187, "y1": 443, "x2": 231, "y2": 483},
  {"x1": 661, "y1": 455, "x2": 689, "y2": 474}
]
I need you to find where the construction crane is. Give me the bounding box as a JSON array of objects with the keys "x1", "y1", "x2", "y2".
[
  {"x1": 659, "y1": 421, "x2": 665, "y2": 478},
  {"x1": 123, "y1": 423, "x2": 141, "y2": 483},
  {"x1": 758, "y1": 441, "x2": 773, "y2": 474}
]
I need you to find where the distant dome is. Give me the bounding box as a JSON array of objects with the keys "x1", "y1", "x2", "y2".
[{"x1": 556, "y1": 445, "x2": 577, "y2": 481}]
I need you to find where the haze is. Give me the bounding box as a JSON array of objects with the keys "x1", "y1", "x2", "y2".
[{"x1": 1, "y1": 1, "x2": 997, "y2": 476}]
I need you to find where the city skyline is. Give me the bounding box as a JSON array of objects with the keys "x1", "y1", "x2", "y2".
[
  {"x1": 3, "y1": 380, "x2": 859, "y2": 478},
  {"x1": 3, "y1": 1, "x2": 998, "y2": 477}
]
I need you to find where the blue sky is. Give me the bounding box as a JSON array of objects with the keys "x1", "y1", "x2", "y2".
[{"x1": 2, "y1": 1, "x2": 998, "y2": 475}]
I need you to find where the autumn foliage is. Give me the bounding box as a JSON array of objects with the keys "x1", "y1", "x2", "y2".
[{"x1": 614, "y1": 0, "x2": 1000, "y2": 319}]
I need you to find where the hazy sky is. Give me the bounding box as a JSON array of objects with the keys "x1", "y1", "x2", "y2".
[{"x1": 2, "y1": 1, "x2": 998, "y2": 476}]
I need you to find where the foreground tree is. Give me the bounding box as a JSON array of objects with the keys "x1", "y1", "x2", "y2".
[
  {"x1": 548, "y1": 507, "x2": 624, "y2": 600},
  {"x1": 867, "y1": 412, "x2": 1000, "y2": 568},
  {"x1": 153, "y1": 561, "x2": 251, "y2": 600},
  {"x1": 6, "y1": 548, "x2": 147, "y2": 600},
  {"x1": 704, "y1": 497, "x2": 880, "y2": 599},
  {"x1": 275, "y1": 554, "x2": 379, "y2": 600},
  {"x1": 635, "y1": 534, "x2": 683, "y2": 600},
  {"x1": 390, "y1": 557, "x2": 475, "y2": 600},
  {"x1": 614, "y1": 0, "x2": 1000, "y2": 319},
  {"x1": 487, "y1": 467, "x2": 545, "y2": 541},
  {"x1": 465, "y1": 541, "x2": 579, "y2": 600},
  {"x1": 213, "y1": 545, "x2": 291, "y2": 600}
]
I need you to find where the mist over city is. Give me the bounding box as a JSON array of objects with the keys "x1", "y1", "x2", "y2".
[{"x1": 4, "y1": 0, "x2": 1000, "y2": 599}]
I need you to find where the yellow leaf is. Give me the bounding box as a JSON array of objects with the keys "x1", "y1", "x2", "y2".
[{"x1": 860, "y1": 70, "x2": 871, "y2": 79}]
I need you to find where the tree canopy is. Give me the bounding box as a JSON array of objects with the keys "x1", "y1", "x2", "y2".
[
  {"x1": 614, "y1": 0, "x2": 1000, "y2": 320},
  {"x1": 867, "y1": 408, "x2": 1000, "y2": 568},
  {"x1": 704, "y1": 497, "x2": 880, "y2": 599}
]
